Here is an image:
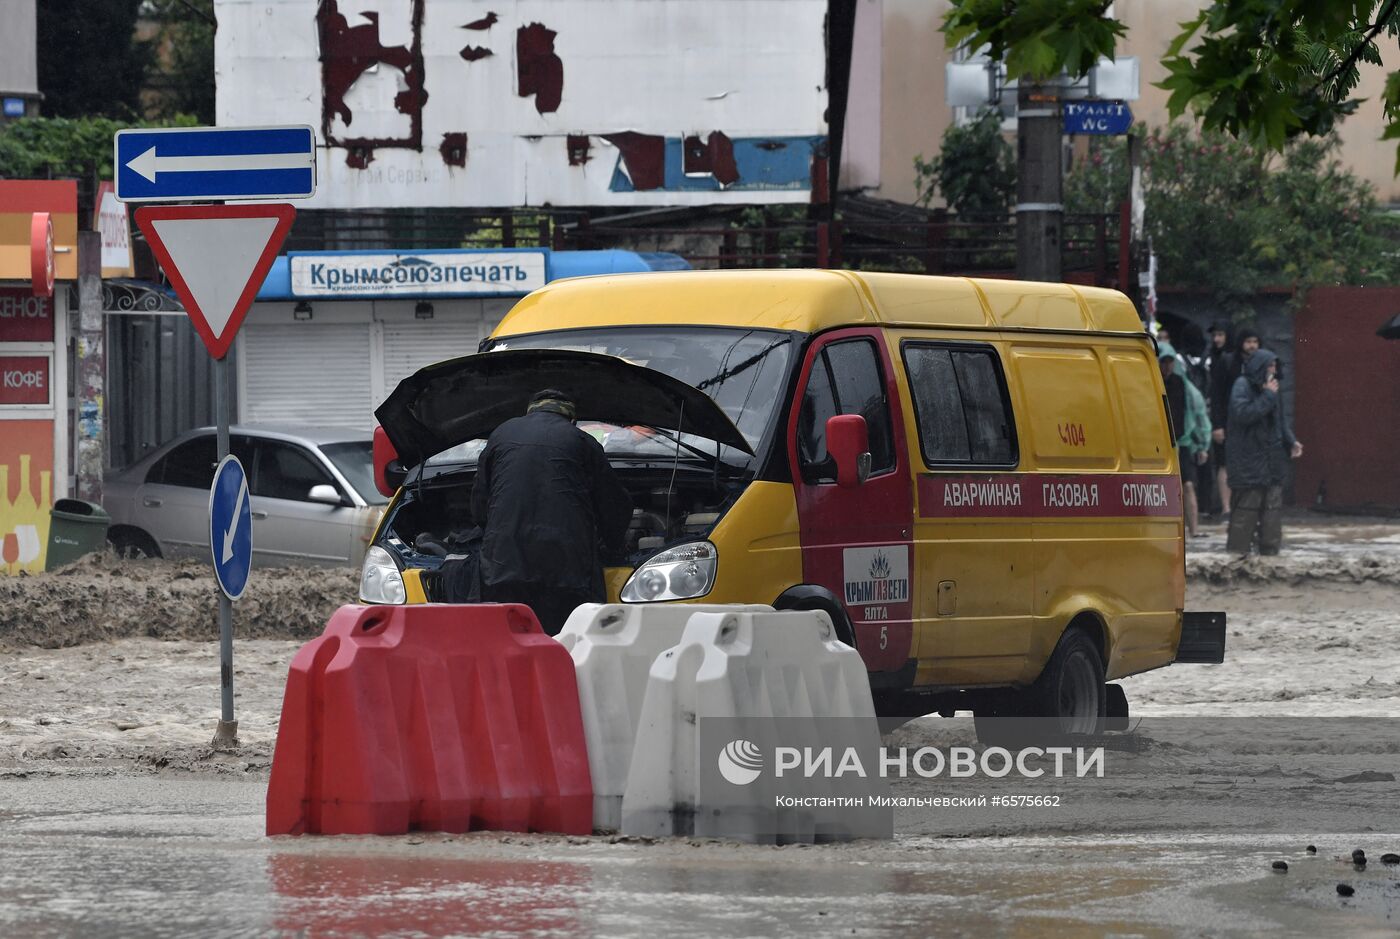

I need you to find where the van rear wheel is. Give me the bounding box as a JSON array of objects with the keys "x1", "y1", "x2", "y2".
[
  {"x1": 1029, "y1": 628, "x2": 1106, "y2": 735},
  {"x1": 974, "y1": 628, "x2": 1106, "y2": 746}
]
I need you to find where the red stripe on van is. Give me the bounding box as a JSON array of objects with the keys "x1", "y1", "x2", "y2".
[{"x1": 918, "y1": 473, "x2": 1182, "y2": 518}]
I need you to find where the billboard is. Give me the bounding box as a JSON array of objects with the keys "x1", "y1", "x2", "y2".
[{"x1": 215, "y1": 0, "x2": 829, "y2": 208}]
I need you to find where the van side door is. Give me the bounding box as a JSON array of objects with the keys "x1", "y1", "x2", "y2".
[
  {"x1": 900, "y1": 338, "x2": 1034, "y2": 686},
  {"x1": 787, "y1": 329, "x2": 915, "y2": 681}
]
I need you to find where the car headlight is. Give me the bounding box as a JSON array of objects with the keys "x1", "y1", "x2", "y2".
[
  {"x1": 621, "y1": 541, "x2": 717, "y2": 602},
  {"x1": 360, "y1": 545, "x2": 407, "y2": 604}
]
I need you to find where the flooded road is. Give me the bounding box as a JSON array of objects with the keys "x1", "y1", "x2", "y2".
[
  {"x1": 2, "y1": 777, "x2": 1398, "y2": 938},
  {"x1": 3, "y1": 528, "x2": 1400, "y2": 936}
]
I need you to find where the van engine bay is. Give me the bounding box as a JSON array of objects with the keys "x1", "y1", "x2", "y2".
[{"x1": 380, "y1": 466, "x2": 741, "y2": 572}]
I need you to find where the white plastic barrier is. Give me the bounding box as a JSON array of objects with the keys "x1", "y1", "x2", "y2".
[
  {"x1": 619, "y1": 608, "x2": 882, "y2": 843},
  {"x1": 556, "y1": 602, "x2": 772, "y2": 831}
]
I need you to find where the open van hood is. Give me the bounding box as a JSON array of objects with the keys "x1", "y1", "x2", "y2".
[{"x1": 375, "y1": 349, "x2": 755, "y2": 467}]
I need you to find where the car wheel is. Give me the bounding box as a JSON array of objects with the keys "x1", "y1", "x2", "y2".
[
  {"x1": 108, "y1": 528, "x2": 161, "y2": 560},
  {"x1": 775, "y1": 594, "x2": 857, "y2": 648},
  {"x1": 974, "y1": 628, "x2": 1106, "y2": 747},
  {"x1": 1027, "y1": 628, "x2": 1106, "y2": 736}
]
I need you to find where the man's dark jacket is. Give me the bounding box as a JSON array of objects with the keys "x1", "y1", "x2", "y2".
[
  {"x1": 1206, "y1": 348, "x2": 1234, "y2": 430},
  {"x1": 471, "y1": 410, "x2": 632, "y2": 600},
  {"x1": 1226, "y1": 349, "x2": 1296, "y2": 488}
]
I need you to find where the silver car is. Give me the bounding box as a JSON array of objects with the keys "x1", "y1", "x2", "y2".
[{"x1": 104, "y1": 425, "x2": 388, "y2": 566}]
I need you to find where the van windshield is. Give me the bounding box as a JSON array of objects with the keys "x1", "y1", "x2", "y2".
[{"x1": 426, "y1": 326, "x2": 793, "y2": 468}]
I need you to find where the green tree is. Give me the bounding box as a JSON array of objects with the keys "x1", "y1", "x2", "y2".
[
  {"x1": 942, "y1": 1, "x2": 1400, "y2": 170},
  {"x1": 37, "y1": 0, "x2": 152, "y2": 119},
  {"x1": 0, "y1": 115, "x2": 196, "y2": 180},
  {"x1": 913, "y1": 109, "x2": 1017, "y2": 215},
  {"x1": 147, "y1": 0, "x2": 217, "y2": 124},
  {"x1": 1065, "y1": 124, "x2": 1399, "y2": 312}
]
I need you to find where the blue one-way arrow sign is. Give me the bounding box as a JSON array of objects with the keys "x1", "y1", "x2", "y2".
[
  {"x1": 114, "y1": 125, "x2": 316, "y2": 203},
  {"x1": 209, "y1": 455, "x2": 253, "y2": 600},
  {"x1": 1063, "y1": 101, "x2": 1134, "y2": 136}
]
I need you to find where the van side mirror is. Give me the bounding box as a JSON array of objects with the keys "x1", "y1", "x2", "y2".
[
  {"x1": 373, "y1": 426, "x2": 406, "y2": 497},
  {"x1": 826, "y1": 414, "x2": 872, "y2": 488}
]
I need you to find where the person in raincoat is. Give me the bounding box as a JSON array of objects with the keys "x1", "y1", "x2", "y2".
[
  {"x1": 471, "y1": 389, "x2": 633, "y2": 633},
  {"x1": 1159, "y1": 342, "x2": 1211, "y2": 537},
  {"x1": 1226, "y1": 350, "x2": 1302, "y2": 555}
]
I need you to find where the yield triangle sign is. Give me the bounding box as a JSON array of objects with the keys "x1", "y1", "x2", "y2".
[{"x1": 135, "y1": 204, "x2": 295, "y2": 360}]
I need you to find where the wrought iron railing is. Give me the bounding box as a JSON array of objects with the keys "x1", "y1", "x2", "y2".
[{"x1": 122, "y1": 205, "x2": 1129, "y2": 288}]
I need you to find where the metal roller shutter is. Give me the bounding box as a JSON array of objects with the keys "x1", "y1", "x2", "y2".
[
  {"x1": 380, "y1": 319, "x2": 482, "y2": 396},
  {"x1": 242, "y1": 323, "x2": 374, "y2": 430}
]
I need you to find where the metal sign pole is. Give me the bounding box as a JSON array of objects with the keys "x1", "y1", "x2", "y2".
[
  {"x1": 117, "y1": 124, "x2": 310, "y2": 755},
  {"x1": 212, "y1": 354, "x2": 238, "y2": 748}
]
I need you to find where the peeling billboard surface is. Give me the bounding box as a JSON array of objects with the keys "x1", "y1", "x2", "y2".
[{"x1": 215, "y1": 0, "x2": 828, "y2": 208}]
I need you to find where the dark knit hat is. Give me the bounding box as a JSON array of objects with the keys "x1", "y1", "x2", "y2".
[{"x1": 527, "y1": 388, "x2": 577, "y2": 420}]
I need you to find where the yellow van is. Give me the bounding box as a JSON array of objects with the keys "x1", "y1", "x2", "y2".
[{"x1": 365, "y1": 270, "x2": 1225, "y2": 732}]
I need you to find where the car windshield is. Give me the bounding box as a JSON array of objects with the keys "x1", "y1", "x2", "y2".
[
  {"x1": 321, "y1": 441, "x2": 389, "y2": 505},
  {"x1": 426, "y1": 326, "x2": 794, "y2": 468}
]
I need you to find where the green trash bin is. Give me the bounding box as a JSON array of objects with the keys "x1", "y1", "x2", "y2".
[{"x1": 45, "y1": 498, "x2": 111, "y2": 571}]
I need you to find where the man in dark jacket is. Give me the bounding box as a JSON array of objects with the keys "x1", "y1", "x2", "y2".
[
  {"x1": 1226, "y1": 350, "x2": 1303, "y2": 555},
  {"x1": 1205, "y1": 323, "x2": 1233, "y2": 516},
  {"x1": 471, "y1": 389, "x2": 632, "y2": 633}
]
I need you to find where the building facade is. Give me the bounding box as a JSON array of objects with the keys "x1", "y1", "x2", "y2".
[
  {"x1": 853, "y1": 0, "x2": 1400, "y2": 207},
  {"x1": 0, "y1": 181, "x2": 77, "y2": 573},
  {"x1": 240, "y1": 248, "x2": 686, "y2": 429}
]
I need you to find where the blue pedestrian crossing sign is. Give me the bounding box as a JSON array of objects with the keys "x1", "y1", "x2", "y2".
[
  {"x1": 209, "y1": 455, "x2": 253, "y2": 600},
  {"x1": 114, "y1": 125, "x2": 316, "y2": 203}
]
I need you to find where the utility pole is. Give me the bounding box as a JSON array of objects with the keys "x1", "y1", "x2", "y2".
[
  {"x1": 75, "y1": 230, "x2": 104, "y2": 503},
  {"x1": 1127, "y1": 132, "x2": 1148, "y2": 317},
  {"x1": 1015, "y1": 81, "x2": 1063, "y2": 282}
]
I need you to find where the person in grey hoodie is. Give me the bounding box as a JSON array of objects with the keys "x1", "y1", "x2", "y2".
[{"x1": 1226, "y1": 349, "x2": 1303, "y2": 554}]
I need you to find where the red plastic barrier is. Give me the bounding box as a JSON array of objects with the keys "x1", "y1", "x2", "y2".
[{"x1": 266, "y1": 603, "x2": 593, "y2": 836}]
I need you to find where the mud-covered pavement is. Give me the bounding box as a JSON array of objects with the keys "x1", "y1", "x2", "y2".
[
  {"x1": 2, "y1": 519, "x2": 1399, "y2": 936},
  {"x1": 4, "y1": 777, "x2": 1399, "y2": 938}
]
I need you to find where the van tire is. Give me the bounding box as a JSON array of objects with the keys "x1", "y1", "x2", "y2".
[
  {"x1": 1027, "y1": 627, "x2": 1106, "y2": 734},
  {"x1": 973, "y1": 627, "x2": 1106, "y2": 747},
  {"x1": 773, "y1": 588, "x2": 856, "y2": 648}
]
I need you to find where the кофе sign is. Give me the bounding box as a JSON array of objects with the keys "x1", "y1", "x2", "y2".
[
  {"x1": 0, "y1": 289, "x2": 54, "y2": 343},
  {"x1": 0, "y1": 355, "x2": 50, "y2": 406}
]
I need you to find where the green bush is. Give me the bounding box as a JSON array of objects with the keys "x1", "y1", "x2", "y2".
[
  {"x1": 914, "y1": 109, "x2": 1016, "y2": 216},
  {"x1": 1066, "y1": 124, "x2": 1398, "y2": 313},
  {"x1": 0, "y1": 114, "x2": 197, "y2": 180}
]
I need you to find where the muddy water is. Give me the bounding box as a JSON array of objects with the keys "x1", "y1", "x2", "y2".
[
  {"x1": 2, "y1": 777, "x2": 1398, "y2": 938},
  {"x1": 3, "y1": 531, "x2": 1400, "y2": 935}
]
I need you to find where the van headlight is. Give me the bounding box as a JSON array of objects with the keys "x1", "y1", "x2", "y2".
[
  {"x1": 621, "y1": 541, "x2": 717, "y2": 602},
  {"x1": 360, "y1": 545, "x2": 407, "y2": 604}
]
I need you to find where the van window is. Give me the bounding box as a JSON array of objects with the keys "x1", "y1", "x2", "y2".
[
  {"x1": 903, "y1": 343, "x2": 1016, "y2": 466},
  {"x1": 797, "y1": 339, "x2": 895, "y2": 483},
  {"x1": 489, "y1": 326, "x2": 791, "y2": 463}
]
